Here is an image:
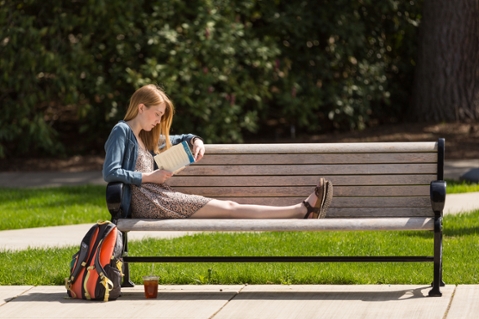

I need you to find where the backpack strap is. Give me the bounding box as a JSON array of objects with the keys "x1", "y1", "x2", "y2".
[
  {"x1": 92, "y1": 223, "x2": 118, "y2": 301},
  {"x1": 83, "y1": 258, "x2": 114, "y2": 302},
  {"x1": 65, "y1": 223, "x2": 101, "y2": 297}
]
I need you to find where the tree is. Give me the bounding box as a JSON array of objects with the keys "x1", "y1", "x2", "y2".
[{"x1": 411, "y1": 0, "x2": 479, "y2": 122}]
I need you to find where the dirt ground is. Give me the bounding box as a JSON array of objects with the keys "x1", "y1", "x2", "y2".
[{"x1": 1, "y1": 122, "x2": 478, "y2": 172}]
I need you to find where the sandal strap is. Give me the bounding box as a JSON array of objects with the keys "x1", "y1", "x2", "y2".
[{"x1": 303, "y1": 200, "x2": 320, "y2": 219}]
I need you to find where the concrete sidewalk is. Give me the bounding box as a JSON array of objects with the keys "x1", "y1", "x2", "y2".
[{"x1": 1, "y1": 284, "x2": 478, "y2": 318}]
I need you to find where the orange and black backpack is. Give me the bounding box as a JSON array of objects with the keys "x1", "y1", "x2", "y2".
[{"x1": 65, "y1": 221, "x2": 124, "y2": 302}]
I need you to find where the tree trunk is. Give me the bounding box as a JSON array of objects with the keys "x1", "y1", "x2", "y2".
[{"x1": 411, "y1": 0, "x2": 479, "y2": 122}]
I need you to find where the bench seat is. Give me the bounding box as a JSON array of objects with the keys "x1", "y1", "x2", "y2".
[{"x1": 116, "y1": 217, "x2": 434, "y2": 232}]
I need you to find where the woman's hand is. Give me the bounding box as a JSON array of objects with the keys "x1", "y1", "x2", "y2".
[
  {"x1": 142, "y1": 169, "x2": 173, "y2": 184},
  {"x1": 192, "y1": 138, "x2": 205, "y2": 162}
]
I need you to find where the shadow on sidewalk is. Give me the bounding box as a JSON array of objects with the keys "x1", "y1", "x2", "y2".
[{"x1": 9, "y1": 286, "x2": 433, "y2": 303}]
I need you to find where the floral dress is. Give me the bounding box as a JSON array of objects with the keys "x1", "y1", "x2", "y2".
[{"x1": 130, "y1": 147, "x2": 213, "y2": 219}]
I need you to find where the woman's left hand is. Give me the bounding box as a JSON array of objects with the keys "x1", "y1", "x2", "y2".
[{"x1": 192, "y1": 138, "x2": 205, "y2": 162}]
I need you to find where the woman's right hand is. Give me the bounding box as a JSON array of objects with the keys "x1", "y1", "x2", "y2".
[{"x1": 142, "y1": 169, "x2": 173, "y2": 184}]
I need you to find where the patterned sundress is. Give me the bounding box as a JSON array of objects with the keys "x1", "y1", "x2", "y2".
[{"x1": 130, "y1": 147, "x2": 213, "y2": 219}]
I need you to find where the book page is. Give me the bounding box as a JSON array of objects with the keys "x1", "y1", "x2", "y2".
[{"x1": 154, "y1": 141, "x2": 195, "y2": 174}]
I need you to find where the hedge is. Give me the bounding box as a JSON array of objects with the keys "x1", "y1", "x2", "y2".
[{"x1": 0, "y1": 0, "x2": 422, "y2": 158}]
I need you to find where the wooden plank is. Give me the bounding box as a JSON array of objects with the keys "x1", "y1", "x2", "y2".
[
  {"x1": 178, "y1": 164, "x2": 438, "y2": 176},
  {"x1": 174, "y1": 186, "x2": 309, "y2": 197},
  {"x1": 169, "y1": 175, "x2": 436, "y2": 187},
  {"x1": 204, "y1": 142, "x2": 438, "y2": 154},
  {"x1": 116, "y1": 217, "x2": 434, "y2": 232},
  {"x1": 198, "y1": 153, "x2": 437, "y2": 165},
  {"x1": 331, "y1": 196, "x2": 431, "y2": 208},
  {"x1": 331, "y1": 185, "x2": 430, "y2": 197},
  {"x1": 195, "y1": 196, "x2": 431, "y2": 208},
  {"x1": 173, "y1": 185, "x2": 429, "y2": 197},
  {"x1": 208, "y1": 196, "x2": 329, "y2": 206},
  {"x1": 327, "y1": 207, "x2": 434, "y2": 218}
]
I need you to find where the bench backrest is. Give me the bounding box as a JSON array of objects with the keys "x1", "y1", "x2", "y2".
[{"x1": 169, "y1": 140, "x2": 444, "y2": 219}]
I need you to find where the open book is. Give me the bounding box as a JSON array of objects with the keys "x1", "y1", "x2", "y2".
[{"x1": 154, "y1": 141, "x2": 195, "y2": 174}]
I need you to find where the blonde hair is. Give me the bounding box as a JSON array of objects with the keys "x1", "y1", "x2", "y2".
[{"x1": 124, "y1": 84, "x2": 175, "y2": 154}]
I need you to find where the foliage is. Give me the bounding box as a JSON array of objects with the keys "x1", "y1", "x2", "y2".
[
  {"x1": 0, "y1": 0, "x2": 423, "y2": 158},
  {"x1": 252, "y1": 0, "x2": 423, "y2": 135}
]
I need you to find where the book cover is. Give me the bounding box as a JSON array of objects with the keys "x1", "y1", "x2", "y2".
[{"x1": 154, "y1": 141, "x2": 195, "y2": 174}]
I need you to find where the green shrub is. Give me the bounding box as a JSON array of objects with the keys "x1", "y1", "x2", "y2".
[{"x1": 0, "y1": 0, "x2": 423, "y2": 158}]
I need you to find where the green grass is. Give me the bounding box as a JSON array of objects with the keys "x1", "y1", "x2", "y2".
[
  {"x1": 446, "y1": 179, "x2": 479, "y2": 194},
  {"x1": 1, "y1": 210, "x2": 479, "y2": 286},
  {"x1": 0, "y1": 181, "x2": 477, "y2": 231},
  {"x1": 0, "y1": 185, "x2": 109, "y2": 230},
  {"x1": 0, "y1": 183, "x2": 478, "y2": 285}
]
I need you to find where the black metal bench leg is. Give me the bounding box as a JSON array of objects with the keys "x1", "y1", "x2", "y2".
[
  {"x1": 429, "y1": 216, "x2": 443, "y2": 297},
  {"x1": 121, "y1": 232, "x2": 135, "y2": 288}
]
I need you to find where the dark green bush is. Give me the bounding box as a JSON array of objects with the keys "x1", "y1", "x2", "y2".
[
  {"x1": 0, "y1": 0, "x2": 422, "y2": 158},
  {"x1": 253, "y1": 0, "x2": 422, "y2": 136}
]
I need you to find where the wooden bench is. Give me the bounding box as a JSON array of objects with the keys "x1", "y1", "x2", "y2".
[{"x1": 106, "y1": 139, "x2": 446, "y2": 297}]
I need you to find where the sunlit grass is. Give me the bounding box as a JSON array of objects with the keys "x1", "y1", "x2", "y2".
[
  {"x1": 1, "y1": 210, "x2": 478, "y2": 286},
  {"x1": 0, "y1": 183, "x2": 477, "y2": 285},
  {"x1": 0, "y1": 185, "x2": 109, "y2": 230},
  {"x1": 446, "y1": 179, "x2": 479, "y2": 194},
  {"x1": 0, "y1": 181, "x2": 477, "y2": 231}
]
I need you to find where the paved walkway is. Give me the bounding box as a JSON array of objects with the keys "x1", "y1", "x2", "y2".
[
  {"x1": 1, "y1": 284, "x2": 479, "y2": 318},
  {"x1": 1, "y1": 160, "x2": 478, "y2": 318}
]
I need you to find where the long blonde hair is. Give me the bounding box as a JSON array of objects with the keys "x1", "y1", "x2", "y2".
[{"x1": 124, "y1": 84, "x2": 175, "y2": 154}]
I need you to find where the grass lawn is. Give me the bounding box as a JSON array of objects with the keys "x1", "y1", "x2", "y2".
[
  {"x1": 0, "y1": 181, "x2": 477, "y2": 231},
  {"x1": 0, "y1": 181, "x2": 478, "y2": 285},
  {"x1": 0, "y1": 185, "x2": 109, "y2": 230},
  {"x1": 445, "y1": 179, "x2": 479, "y2": 194},
  {"x1": 1, "y1": 210, "x2": 478, "y2": 286}
]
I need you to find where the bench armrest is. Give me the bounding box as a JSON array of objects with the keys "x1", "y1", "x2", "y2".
[
  {"x1": 106, "y1": 182, "x2": 124, "y2": 221},
  {"x1": 430, "y1": 180, "x2": 446, "y2": 215}
]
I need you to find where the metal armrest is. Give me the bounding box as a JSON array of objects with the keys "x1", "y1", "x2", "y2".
[
  {"x1": 106, "y1": 182, "x2": 124, "y2": 220},
  {"x1": 430, "y1": 180, "x2": 446, "y2": 215}
]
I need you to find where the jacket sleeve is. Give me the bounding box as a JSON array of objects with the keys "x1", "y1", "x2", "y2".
[
  {"x1": 169, "y1": 134, "x2": 197, "y2": 147},
  {"x1": 102, "y1": 124, "x2": 143, "y2": 186}
]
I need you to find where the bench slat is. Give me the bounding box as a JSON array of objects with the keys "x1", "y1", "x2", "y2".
[
  {"x1": 178, "y1": 164, "x2": 438, "y2": 176},
  {"x1": 175, "y1": 185, "x2": 429, "y2": 197},
  {"x1": 332, "y1": 196, "x2": 431, "y2": 207},
  {"x1": 192, "y1": 196, "x2": 431, "y2": 208},
  {"x1": 327, "y1": 207, "x2": 434, "y2": 218},
  {"x1": 197, "y1": 153, "x2": 437, "y2": 165},
  {"x1": 169, "y1": 175, "x2": 437, "y2": 187},
  {"x1": 116, "y1": 217, "x2": 434, "y2": 232},
  {"x1": 205, "y1": 142, "x2": 438, "y2": 154}
]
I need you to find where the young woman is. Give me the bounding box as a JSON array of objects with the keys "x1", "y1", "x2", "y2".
[{"x1": 103, "y1": 84, "x2": 333, "y2": 219}]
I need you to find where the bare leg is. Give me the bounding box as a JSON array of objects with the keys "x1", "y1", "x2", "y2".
[{"x1": 190, "y1": 192, "x2": 318, "y2": 219}]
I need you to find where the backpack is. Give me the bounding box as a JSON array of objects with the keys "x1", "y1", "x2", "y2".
[{"x1": 65, "y1": 221, "x2": 124, "y2": 302}]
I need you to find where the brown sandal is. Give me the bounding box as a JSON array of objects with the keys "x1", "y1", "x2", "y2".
[{"x1": 303, "y1": 178, "x2": 333, "y2": 219}]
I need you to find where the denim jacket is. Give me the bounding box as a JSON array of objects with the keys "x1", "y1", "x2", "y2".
[{"x1": 102, "y1": 120, "x2": 197, "y2": 217}]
